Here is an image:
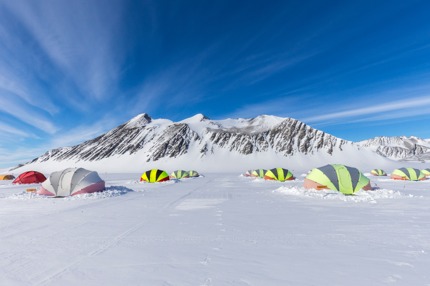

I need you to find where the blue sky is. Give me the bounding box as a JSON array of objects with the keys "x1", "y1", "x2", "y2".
[{"x1": 1, "y1": 0, "x2": 430, "y2": 167}]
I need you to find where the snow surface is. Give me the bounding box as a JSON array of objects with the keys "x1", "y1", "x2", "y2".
[{"x1": 1, "y1": 173, "x2": 430, "y2": 285}]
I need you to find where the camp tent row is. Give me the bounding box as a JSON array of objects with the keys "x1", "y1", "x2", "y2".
[
  {"x1": 4, "y1": 169, "x2": 200, "y2": 191},
  {"x1": 244, "y1": 165, "x2": 370, "y2": 194},
  {"x1": 6, "y1": 169, "x2": 104, "y2": 197},
  {"x1": 140, "y1": 169, "x2": 201, "y2": 183},
  {"x1": 246, "y1": 165, "x2": 429, "y2": 195},
  {"x1": 303, "y1": 165, "x2": 427, "y2": 194},
  {"x1": 370, "y1": 167, "x2": 428, "y2": 181},
  {"x1": 5, "y1": 165, "x2": 429, "y2": 197},
  {"x1": 244, "y1": 168, "x2": 294, "y2": 181}
]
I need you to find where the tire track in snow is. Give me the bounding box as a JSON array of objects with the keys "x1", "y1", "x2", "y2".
[
  {"x1": 163, "y1": 177, "x2": 216, "y2": 210},
  {"x1": 35, "y1": 219, "x2": 150, "y2": 286},
  {"x1": 35, "y1": 177, "x2": 217, "y2": 285}
]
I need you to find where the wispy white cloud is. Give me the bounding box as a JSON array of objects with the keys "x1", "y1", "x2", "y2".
[
  {"x1": 2, "y1": 0, "x2": 127, "y2": 102},
  {"x1": 0, "y1": 122, "x2": 32, "y2": 138},
  {"x1": 0, "y1": 145, "x2": 48, "y2": 168},
  {"x1": 0, "y1": 43, "x2": 59, "y2": 115},
  {"x1": 0, "y1": 95, "x2": 57, "y2": 134},
  {"x1": 302, "y1": 95, "x2": 430, "y2": 125},
  {"x1": 224, "y1": 50, "x2": 320, "y2": 89},
  {"x1": 0, "y1": 116, "x2": 121, "y2": 168}
]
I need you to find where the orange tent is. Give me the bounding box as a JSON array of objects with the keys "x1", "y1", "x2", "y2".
[{"x1": 0, "y1": 175, "x2": 15, "y2": 180}]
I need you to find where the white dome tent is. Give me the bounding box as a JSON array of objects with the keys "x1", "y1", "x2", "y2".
[{"x1": 38, "y1": 168, "x2": 105, "y2": 197}]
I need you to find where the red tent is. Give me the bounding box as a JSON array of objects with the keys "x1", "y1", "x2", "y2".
[{"x1": 13, "y1": 171, "x2": 46, "y2": 184}]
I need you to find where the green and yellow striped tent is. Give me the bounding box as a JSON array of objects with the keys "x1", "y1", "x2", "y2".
[
  {"x1": 391, "y1": 168, "x2": 425, "y2": 181},
  {"x1": 421, "y1": 168, "x2": 430, "y2": 177},
  {"x1": 140, "y1": 169, "x2": 170, "y2": 183},
  {"x1": 370, "y1": 169, "x2": 387, "y2": 176},
  {"x1": 264, "y1": 168, "x2": 294, "y2": 181},
  {"x1": 170, "y1": 170, "x2": 189, "y2": 179},
  {"x1": 188, "y1": 170, "x2": 200, "y2": 177},
  {"x1": 304, "y1": 164, "x2": 371, "y2": 195},
  {"x1": 251, "y1": 169, "x2": 267, "y2": 178}
]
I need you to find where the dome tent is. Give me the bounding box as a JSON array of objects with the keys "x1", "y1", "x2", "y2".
[
  {"x1": 38, "y1": 168, "x2": 105, "y2": 197},
  {"x1": 251, "y1": 169, "x2": 267, "y2": 178},
  {"x1": 243, "y1": 170, "x2": 253, "y2": 177},
  {"x1": 0, "y1": 174, "x2": 15, "y2": 180},
  {"x1": 370, "y1": 169, "x2": 387, "y2": 176},
  {"x1": 170, "y1": 170, "x2": 189, "y2": 179},
  {"x1": 264, "y1": 168, "x2": 294, "y2": 181},
  {"x1": 421, "y1": 168, "x2": 430, "y2": 177},
  {"x1": 188, "y1": 170, "x2": 200, "y2": 177},
  {"x1": 13, "y1": 171, "x2": 46, "y2": 184},
  {"x1": 141, "y1": 169, "x2": 170, "y2": 183},
  {"x1": 391, "y1": 168, "x2": 425, "y2": 181},
  {"x1": 304, "y1": 164, "x2": 371, "y2": 195}
]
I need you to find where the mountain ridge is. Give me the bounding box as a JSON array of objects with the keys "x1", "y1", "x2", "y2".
[
  {"x1": 358, "y1": 136, "x2": 430, "y2": 162},
  {"x1": 13, "y1": 113, "x2": 422, "y2": 173}
]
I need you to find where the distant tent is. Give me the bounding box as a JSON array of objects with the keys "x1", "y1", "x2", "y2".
[
  {"x1": 141, "y1": 169, "x2": 170, "y2": 183},
  {"x1": 0, "y1": 174, "x2": 15, "y2": 180},
  {"x1": 370, "y1": 169, "x2": 387, "y2": 176},
  {"x1": 170, "y1": 170, "x2": 189, "y2": 179},
  {"x1": 13, "y1": 171, "x2": 46, "y2": 184},
  {"x1": 304, "y1": 164, "x2": 371, "y2": 195},
  {"x1": 264, "y1": 168, "x2": 294, "y2": 181},
  {"x1": 422, "y1": 168, "x2": 430, "y2": 177},
  {"x1": 244, "y1": 170, "x2": 253, "y2": 177},
  {"x1": 251, "y1": 169, "x2": 267, "y2": 178},
  {"x1": 391, "y1": 168, "x2": 425, "y2": 181},
  {"x1": 188, "y1": 170, "x2": 200, "y2": 177},
  {"x1": 38, "y1": 168, "x2": 105, "y2": 197}
]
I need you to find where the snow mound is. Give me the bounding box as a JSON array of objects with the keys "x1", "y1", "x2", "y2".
[
  {"x1": 64, "y1": 186, "x2": 134, "y2": 200},
  {"x1": 275, "y1": 186, "x2": 416, "y2": 203},
  {"x1": 6, "y1": 186, "x2": 133, "y2": 200},
  {"x1": 140, "y1": 179, "x2": 179, "y2": 185}
]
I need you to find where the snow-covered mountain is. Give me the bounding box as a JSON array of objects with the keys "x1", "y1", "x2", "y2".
[
  {"x1": 358, "y1": 136, "x2": 430, "y2": 162},
  {"x1": 14, "y1": 113, "x2": 398, "y2": 173}
]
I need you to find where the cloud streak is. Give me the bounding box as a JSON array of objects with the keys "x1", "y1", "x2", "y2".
[
  {"x1": 0, "y1": 94, "x2": 57, "y2": 134},
  {"x1": 2, "y1": 0, "x2": 127, "y2": 102},
  {"x1": 302, "y1": 95, "x2": 430, "y2": 125}
]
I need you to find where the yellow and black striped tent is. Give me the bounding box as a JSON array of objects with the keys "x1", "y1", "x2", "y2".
[
  {"x1": 264, "y1": 168, "x2": 294, "y2": 181},
  {"x1": 0, "y1": 174, "x2": 15, "y2": 180},
  {"x1": 170, "y1": 170, "x2": 189, "y2": 179},
  {"x1": 140, "y1": 169, "x2": 170, "y2": 183},
  {"x1": 422, "y1": 168, "x2": 430, "y2": 177},
  {"x1": 370, "y1": 169, "x2": 387, "y2": 176},
  {"x1": 251, "y1": 169, "x2": 267, "y2": 178},
  {"x1": 188, "y1": 170, "x2": 200, "y2": 177},
  {"x1": 391, "y1": 168, "x2": 425, "y2": 181},
  {"x1": 304, "y1": 164, "x2": 371, "y2": 195}
]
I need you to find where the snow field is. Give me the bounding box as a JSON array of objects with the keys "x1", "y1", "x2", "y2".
[{"x1": 0, "y1": 173, "x2": 429, "y2": 285}]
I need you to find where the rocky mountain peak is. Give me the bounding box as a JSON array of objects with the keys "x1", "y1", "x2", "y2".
[{"x1": 124, "y1": 113, "x2": 152, "y2": 129}]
